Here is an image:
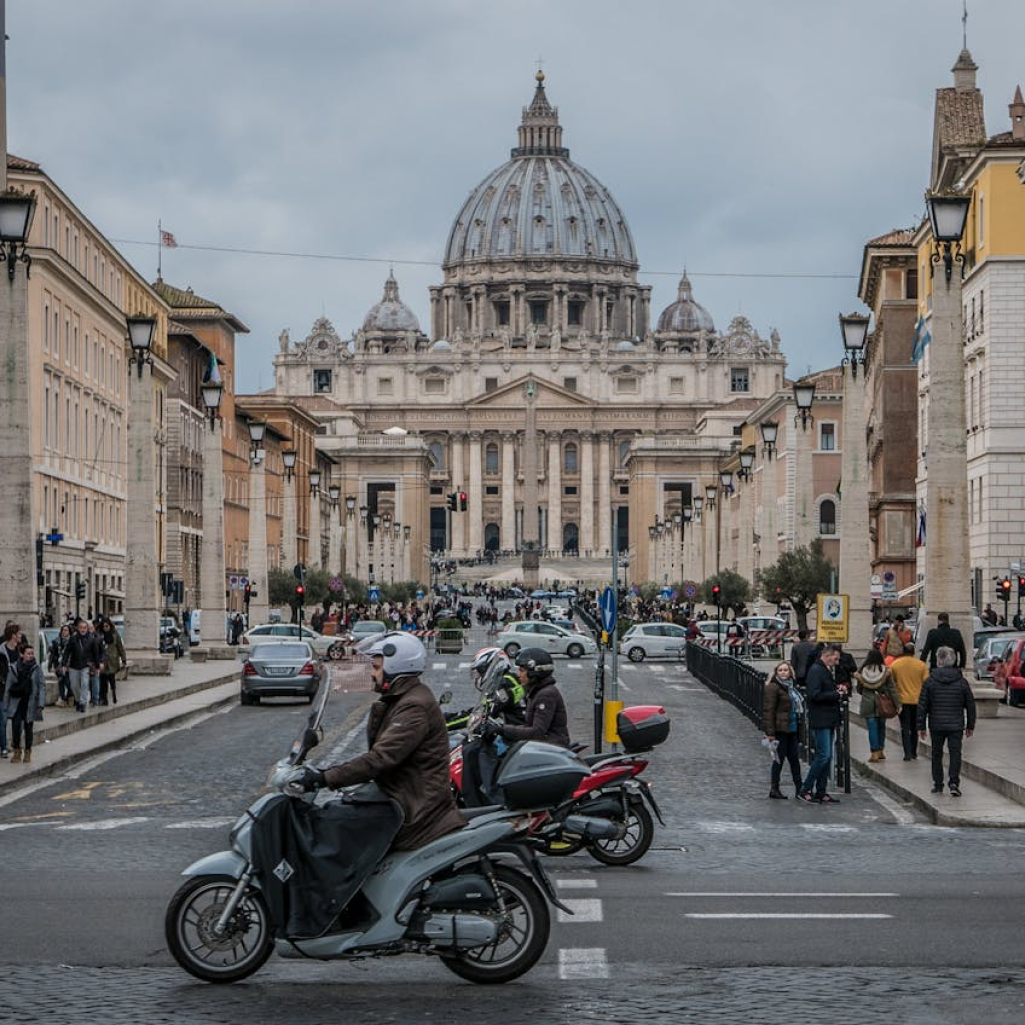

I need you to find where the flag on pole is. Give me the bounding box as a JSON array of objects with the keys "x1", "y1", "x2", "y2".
[
  {"x1": 910, "y1": 315, "x2": 931, "y2": 365},
  {"x1": 916, "y1": 505, "x2": 926, "y2": 548},
  {"x1": 203, "y1": 351, "x2": 222, "y2": 385},
  {"x1": 160, "y1": 229, "x2": 178, "y2": 248}
]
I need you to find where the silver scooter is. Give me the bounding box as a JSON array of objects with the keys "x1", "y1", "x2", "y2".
[{"x1": 165, "y1": 678, "x2": 606, "y2": 985}]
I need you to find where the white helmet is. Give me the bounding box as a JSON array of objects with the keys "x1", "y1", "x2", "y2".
[{"x1": 365, "y1": 631, "x2": 426, "y2": 688}]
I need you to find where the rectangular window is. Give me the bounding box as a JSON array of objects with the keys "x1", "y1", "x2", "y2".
[
  {"x1": 615, "y1": 376, "x2": 638, "y2": 394},
  {"x1": 906, "y1": 268, "x2": 918, "y2": 300},
  {"x1": 730, "y1": 367, "x2": 749, "y2": 392},
  {"x1": 378, "y1": 377, "x2": 393, "y2": 395},
  {"x1": 563, "y1": 485, "x2": 578, "y2": 496},
  {"x1": 485, "y1": 485, "x2": 499, "y2": 496},
  {"x1": 563, "y1": 377, "x2": 577, "y2": 392},
  {"x1": 485, "y1": 377, "x2": 498, "y2": 392},
  {"x1": 529, "y1": 300, "x2": 547, "y2": 325},
  {"x1": 494, "y1": 301, "x2": 510, "y2": 326},
  {"x1": 979, "y1": 289, "x2": 984, "y2": 333},
  {"x1": 424, "y1": 376, "x2": 446, "y2": 394},
  {"x1": 669, "y1": 377, "x2": 684, "y2": 394},
  {"x1": 430, "y1": 485, "x2": 443, "y2": 495},
  {"x1": 567, "y1": 300, "x2": 584, "y2": 326},
  {"x1": 819, "y1": 423, "x2": 836, "y2": 451},
  {"x1": 978, "y1": 195, "x2": 985, "y2": 247},
  {"x1": 313, "y1": 369, "x2": 332, "y2": 393},
  {"x1": 619, "y1": 485, "x2": 629, "y2": 496}
]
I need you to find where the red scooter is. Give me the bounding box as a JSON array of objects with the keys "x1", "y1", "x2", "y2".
[{"x1": 450, "y1": 705, "x2": 669, "y2": 866}]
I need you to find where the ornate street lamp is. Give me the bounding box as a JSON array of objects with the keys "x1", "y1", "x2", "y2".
[
  {"x1": 201, "y1": 374, "x2": 223, "y2": 428},
  {"x1": 683, "y1": 505, "x2": 693, "y2": 526},
  {"x1": 0, "y1": 187, "x2": 36, "y2": 281},
  {"x1": 693, "y1": 495, "x2": 704, "y2": 522},
  {"x1": 926, "y1": 190, "x2": 971, "y2": 282},
  {"x1": 247, "y1": 420, "x2": 266, "y2": 460},
  {"x1": 328, "y1": 482, "x2": 341, "y2": 507},
  {"x1": 281, "y1": 449, "x2": 297, "y2": 482},
  {"x1": 359, "y1": 503, "x2": 368, "y2": 525},
  {"x1": 839, "y1": 312, "x2": 870, "y2": 378},
  {"x1": 126, "y1": 315, "x2": 157, "y2": 379},
  {"x1": 719, "y1": 469, "x2": 734, "y2": 494},
  {"x1": 403, "y1": 524, "x2": 411, "y2": 542},
  {"x1": 760, "y1": 420, "x2": 778, "y2": 459},
  {"x1": 345, "y1": 494, "x2": 357, "y2": 517},
  {"x1": 738, "y1": 448, "x2": 755, "y2": 482},
  {"x1": 793, "y1": 381, "x2": 816, "y2": 431},
  {"x1": 704, "y1": 483, "x2": 717, "y2": 510}
]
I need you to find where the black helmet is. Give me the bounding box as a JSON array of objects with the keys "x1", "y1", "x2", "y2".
[{"x1": 514, "y1": 646, "x2": 555, "y2": 684}]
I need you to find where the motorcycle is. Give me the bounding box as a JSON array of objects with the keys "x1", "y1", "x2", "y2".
[
  {"x1": 164, "y1": 677, "x2": 608, "y2": 986},
  {"x1": 448, "y1": 659, "x2": 669, "y2": 867}
]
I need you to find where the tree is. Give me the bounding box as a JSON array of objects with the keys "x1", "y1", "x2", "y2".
[
  {"x1": 381, "y1": 581, "x2": 425, "y2": 604},
  {"x1": 636, "y1": 581, "x2": 661, "y2": 603},
  {"x1": 699, "y1": 568, "x2": 751, "y2": 617},
  {"x1": 268, "y1": 566, "x2": 332, "y2": 622},
  {"x1": 759, "y1": 538, "x2": 835, "y2": 631}
]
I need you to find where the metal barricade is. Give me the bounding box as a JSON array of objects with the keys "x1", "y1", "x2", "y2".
[{"x1": 686, "y1": 641, "x2": 767, "y2": 728}]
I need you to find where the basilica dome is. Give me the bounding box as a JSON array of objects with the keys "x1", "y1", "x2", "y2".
[
  {"x1": 443, "y1": 73, "x2": 637, "y2": 268},
  {"x1": 362, "y1": 272, "x2": 421, "y2": 333},
  {"x1": 656, "y1": 272, "x2": 715, "y2": 333}
]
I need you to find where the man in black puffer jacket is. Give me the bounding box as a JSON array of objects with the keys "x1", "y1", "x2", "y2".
[{"x1": 917, "y1": 646, "x2": 976, "y2": 797}]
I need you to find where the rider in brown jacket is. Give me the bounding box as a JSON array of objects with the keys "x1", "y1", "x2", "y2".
[{"x1": 300, "y1": 632, "x2": 465, "y2": 850}]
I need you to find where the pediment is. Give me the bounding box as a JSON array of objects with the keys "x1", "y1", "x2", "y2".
[{"x1": 466, "y1": 375, "x2": 595, "y2": 409}]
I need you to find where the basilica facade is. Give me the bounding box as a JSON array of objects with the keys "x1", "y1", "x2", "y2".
[{"x1": 271, "y1": 73, "x2": 787, "y2": 586}]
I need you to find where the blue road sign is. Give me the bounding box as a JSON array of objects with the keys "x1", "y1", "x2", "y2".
[
  {"x1": 368, "y1": 586, "x2": 381, "y2": 602},
  {"x1": 599, "y1": 586, "x2": 618, "y2": 633},
  {"x1": 415, "y1": 589, "x2": 424, "y2": 600}
]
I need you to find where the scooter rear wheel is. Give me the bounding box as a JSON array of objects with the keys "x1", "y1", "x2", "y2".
[
  {"x1": 165, "y1": 874, "x2": 273, "y2": 984},
  {"x1": 441, "y1": 865, "x2": 550, "y2": 984},
  {"x1": 587, "y1": 801, "x2": 654, "y2": 866}
]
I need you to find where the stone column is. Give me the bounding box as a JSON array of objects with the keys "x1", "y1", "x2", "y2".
[
  {"x1": 345, "y1": 506, "x2": 357, "y2": 580},
  {"x1": 598, "y1": 433, "x2": 611, "y2": 557},
  {"x1": 794, "y1": 420, "x2": 815, "y2": 550},
  {"x1": 547, "y1": 433, "x2": 562, "y2": 555},
  {"x1": 737, "y1": 478, "x2": 755, "y2": 587},
  {"x1": 501, "y1": 432, "x2": 516, "y2": 552},
  {"x1": 451, "y1": 433, "x2": 466, "y2": 556},
  {"x1": 124, "y1": 369, "x2": 169, "y2": 673},
  {"x1": 0, "y1": 251, "x2": 37, "y2": 652},
  {"x1": 468, "y1": 431, "x2": 483, "y2": 555},
  {"x1": 308, "y1": 486, "x2": 322, "y2": 569},
  {"x1": 839, "y1": 368, "x2": 873, "y2": 660},
  {"x1": 281, "y1": 474, "x2": 297, "y2": 571},
  {"x1": 326, "y1": 501, "x2": 340, "y2": 575},
  {"x1": 580, "y1": 432, "x2": 595, "y2": 555},
  {"x1": 196, "y1": 420, "x2": 233, "y2": 659},
  {"x1": 247, "y1": 454, "x2": 269, "y2": 624}
]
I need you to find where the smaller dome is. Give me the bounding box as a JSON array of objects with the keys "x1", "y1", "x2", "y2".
[
  {"x1": 363, "y1": 272, "x2": 421, "y2": 333},
  {"x1": 657, "y1": 272, "x2": 715, "y2": 334},
  {"x1": 614, "y1": 340, "x2": 636, "y2": 351},
  {"x1": 431, "y1": 339, "x2": 452, "y2": 352}
]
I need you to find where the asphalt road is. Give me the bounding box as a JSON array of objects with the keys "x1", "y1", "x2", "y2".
[{"x1": 4, "y1": 629, "x2": 1025, "y2": 1022}]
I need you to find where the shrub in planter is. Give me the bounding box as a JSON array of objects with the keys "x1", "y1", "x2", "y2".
[{"x1": 435, "y1": 617, "x2": 465, "y2": 652}]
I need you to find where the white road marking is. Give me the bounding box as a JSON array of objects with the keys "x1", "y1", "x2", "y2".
[
  {"x1": 800, "y1": 823, "x2": 857, "y2": 833},
  {"x1": 0, "y1": 822, "x2": 39, "y2": 831},
  {"x1": 56, "y1": 817, "x2": 151, "y2": 831},
  {"x1": 557, "y1": 898, "x2": 603, "y2": 923},
  {"x1": 556, "y1": 878, "x2": 598, "y2": 889},
  {"x1": 620, "y1": 665, "x2": 638, "y2": 671},
  {"x1": 686, "y1": 913, "x2": 892, "y2": 920},
  {"x1": 699, "y1": 821, "x2": 756, "y2": 833},
  {"x1": 666, "y1": 892, "x2": 898, "y2": 898},
  {"x1": 649, "y1": 666, "x2": 665, "y2": 674},
  {"x1": 617, "y1": 681, "x2": 632, "y2": 692},
  {"x1": 457, "y1": 662, "x2": 471, "y2": 669},
  {"x1": 432, "y1": 662, "x2": 446, "y2": 670},
  {"x1": 567, "y1": 662, "x2": 583, "y2": 669},
  {"x1": 165, "y1": 817, "x2": 236, "y2": 830},
  {"x1": 559, "y1": 948, "x2": 609, "y2": 979},
  {"x1": 667, "y1": 684, "x2": 704, "y2": 691}
]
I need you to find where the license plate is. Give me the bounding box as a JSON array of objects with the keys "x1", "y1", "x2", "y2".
[{"x1": 264, "y1": 667, "x2": 294, "y2": 677}]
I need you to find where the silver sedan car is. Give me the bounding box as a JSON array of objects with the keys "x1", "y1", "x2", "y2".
[{"x1": 240, "y1": 641, "x2": 323, "y2": 705}]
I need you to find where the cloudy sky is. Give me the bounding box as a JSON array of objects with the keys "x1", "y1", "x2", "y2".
[{"x1": 6, "y1": 1, "x2": 1024, "y2": 391}]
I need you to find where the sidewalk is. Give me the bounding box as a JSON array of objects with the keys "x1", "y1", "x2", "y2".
[{"x1": 0, "y1": 655, "x2": 241, "y2": 791}]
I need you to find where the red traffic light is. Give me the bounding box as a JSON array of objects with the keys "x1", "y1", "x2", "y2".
[
  {"x1": 711, "y1": 584, "x2": 721, "y2": 599},
  {"x1": 459, "y1": 491, "x2": 468, "y2": 512}
]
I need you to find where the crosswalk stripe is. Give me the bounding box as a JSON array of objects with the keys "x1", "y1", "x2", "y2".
[
  {"x1": 432, "y1": 662, "x2": 446, "y2": 670},
  {"x1": 686, "y1": 913, "x2": 892, "y2": 920},
  {"x1": 557, "y1": 898, "x2": 603, "y2": 923},
  {"x1": 559, "y1": 948, "x2": 609, "y2": 979},
  {"x1": 56, "y1": 817, "x2": 150, "y2": 831},
  {"x1": 556, "y1": 878, "x2": 598, "y2": 889}
]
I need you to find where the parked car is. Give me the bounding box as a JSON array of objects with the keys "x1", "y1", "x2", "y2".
[
  {"x1": 240, "y1": 623, "x2": 333, "y2": 657},
  {"x1": 620, "y1": 622, "x2": 688, "y2": 662},
  {"x1": 696, "y1": 621, "x2": 741, "y2": 640},
  {"x1": 160, "y1": 616, "x2": 184, "y2": 658},
  {"x1": 736, "y1": 616, "x2": 787, "y2": 634},
  {"x1": 240, "y1": 641, "x2": 323, "y2": 705},
  {"x1": 496, "y1": 621, "x2": 597, "y2": 659},
  {"x1": 349, "y1": 620, "x2": 388, "y2": 642},
  {"x1": 975, "y1": 632, "x2": 1025, "y2": 681},
  {"x1": 540, "y1": 605, "x2": 571, "y2": 621},
  {"x1": 529, "y1": 589, "x2": 557, "y2": 600}
]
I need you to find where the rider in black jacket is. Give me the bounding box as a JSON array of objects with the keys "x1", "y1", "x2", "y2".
[{"x1": 492, "y1": 647, "x2": 570, "y2": 748}]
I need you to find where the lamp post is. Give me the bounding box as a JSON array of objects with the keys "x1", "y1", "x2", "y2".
[
  {"x1": 839, "y1": 312, "x2": 873, "y2": 657},
  {"x1": 308, "y1": 469, "x2": 322, "y2": 569},
  {"x1": 736, "y1": 449, "x2": 755, "y2": 587},
  {"x1": 0, "y1": 180, "x2": 38, "y2": 650},
  {"x1": 922, "y1": 190, "x2": 987, "y2": 697},
  {"x1": 247, "y1": 420, "x2": 269, "y2": 624},
  {"x1": 718, "y1": 470, "x2": 733, "y2": 583},
  {"x1": 281, "y1": 450, "x2": 298, "y2": 570},
  {"x1": 122, "y1": 312, "x2": 168, "y2": 672},
  {"x1": 792, "y1": 380, "x2": 817, "y2": 549},
  {"x1": 759, "y1": 421, "x2": 779, "y2": 579},
  {"x1": 344, "y1": 494, "x2": 357, "y2": 580},
  {"x1": 196, "y1": 356, "x2": 233, "y2": 658},
  {"x1": 703, "y1": 484, "x2": 717, "y2": 586},
  {"x1": 326, "y1": 482, "x2": 341, "y2": 575}
]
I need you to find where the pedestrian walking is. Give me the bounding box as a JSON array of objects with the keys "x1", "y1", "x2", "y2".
[
  {"x1": 789, "y1": 629, "x2": 816, "y2": 690},
  {"x1": 882, "y1": 615, "x2": 912, "y2": 662},
  {"x1": 62, "y1": 618, "x2": 104, "y2": 714},
  {"x1": 3, "y1": 643, "x2": 46, "y2": 764},
  {"x1": 919, "y1": 612, "x2": 966, "y2": 670},
  {"x1": 49, "y1": 624, "x2": 73, "y2": 707},
  {"x1": 98, "y1": 618, "x2": 126, "y2": 705},
  {"x1": 799, "y1": 645, "x2": 845, "y2": 804},
  {"x1": 762, "y1": 661, "x2": 805, "y2": 799},
  {"x1": 854, "y1": 647, "x2": 900, "y2": 762},
  {"x1": 918, "y1": 646, "x2": 975, "y2": 797},
  {"x1": 0, "y1": 622, "x2": 24, "y2": 757},
  {"x1": 890, "y1": 643, "x2": 928, "y2": 760}
]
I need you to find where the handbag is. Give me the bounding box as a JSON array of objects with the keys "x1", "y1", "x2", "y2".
[{"x1": 876, "y1": 691, "x2": 898, "y2": 719}]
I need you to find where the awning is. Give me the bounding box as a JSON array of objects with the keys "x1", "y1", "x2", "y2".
[{"x1": 896, "y1": 581, "x2": 923, "y2": 600}]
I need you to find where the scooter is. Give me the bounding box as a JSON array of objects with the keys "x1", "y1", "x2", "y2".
[{"x1": 165, "y1": 678, "x2": 607, "y2": 986}]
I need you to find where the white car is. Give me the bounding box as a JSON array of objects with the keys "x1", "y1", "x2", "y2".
[
  {"x1": 240, "y1": 623, "x2": 332, "y2": 657},
  {"x1": 497, "y1": 621, "x2": 597, "y2": 659},
  {"x1": 620, "y1": 622, "x2": 688, "y2": 662},
  {"x1": 350, "y1": 620, "x2": 388, "y2": 641}
]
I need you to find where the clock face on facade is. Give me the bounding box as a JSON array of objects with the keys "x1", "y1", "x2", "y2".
[{"x1": 317, "y1": 338, "x2": 329, "y2": 352}]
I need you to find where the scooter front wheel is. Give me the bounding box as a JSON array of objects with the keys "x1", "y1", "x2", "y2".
[
  {"x1": 441, "y1": 865, "x2": 550, "y2": 984},
  {"x1": 165, "y1": 873, "x2": 273, "y2": 984},
  {"x1": 587, "y1": 800, "x2": 654, "y2": 866}
]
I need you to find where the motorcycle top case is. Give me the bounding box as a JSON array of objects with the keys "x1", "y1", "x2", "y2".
[
  {"x1": 494, "y1": 740, "x2": 588, "y2": 808},
  {"x1": 617, "y1": 705, "x2": 671, "y2": 753}
]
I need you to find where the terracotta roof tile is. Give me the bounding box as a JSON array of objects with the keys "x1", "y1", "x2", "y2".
[
  {"x1": 866, "y1": 228, "x2": 916, "y2": 247},
  {"x1": 935, "y1": 87, "x2": 986, "y2": 149},
  {"x1": 6, "y1": 153, "x2": 40, "y2": 172}
]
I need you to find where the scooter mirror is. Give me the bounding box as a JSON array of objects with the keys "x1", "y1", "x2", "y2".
[{"x1": 438, "y1": 690, "x2": 453, "y2": 706}]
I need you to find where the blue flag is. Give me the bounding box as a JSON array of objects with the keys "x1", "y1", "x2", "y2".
[{"x1": 911, "y1": 315, "x2": 931, "y2": 365}]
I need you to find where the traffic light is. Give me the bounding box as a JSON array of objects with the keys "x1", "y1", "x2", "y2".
[
  {"x1": 1018, "y1": 576, "x2": 1025, "y2": 599},
  {"x1": 459, "y1": 491, "x2": 468, "y2": 512},
  {"x1": 295, "y1": 584, "x2": 306, "y2": 606},
  {"x1": 244, "y1": 582, "x2": 252, "y2": 604},
  {"x1": 35, "y1": 537, "x2": 44, "y2": 586},
  {"x1": 446, "y1": 492, "x2": 458, "y2": 511},
  {"x1": 711, "y1": 584, "x2": 721, "y2": 604},
  {"x1": 999, "y1": 577, "x2": 1011, "y2": 602},
  {"x1": 75, "y1": 580, "x2": 86, "y2": 601}
]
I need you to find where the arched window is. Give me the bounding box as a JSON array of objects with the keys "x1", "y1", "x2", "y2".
[
  {"x1": 562, "y1": 523, "x2": 579, "y2": 554},
  {"x1": 819, "y1": 499, "x2": 837, "y2": 536},
  {"x1": 427, "y1": 441, "x2": 444, "y2": 469},
  {"x1": 618, "y1": 439, "x2": 631, "y2": 468},
  {"x1": 564, "y1": 442, "x2": 578, "y2": 473},
  {"x1": 485, "y1": 442, "x2": 499, "y2": 475},
  {"x1": 485, "y1": 523, "x2": 500, "y2": 551}
]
